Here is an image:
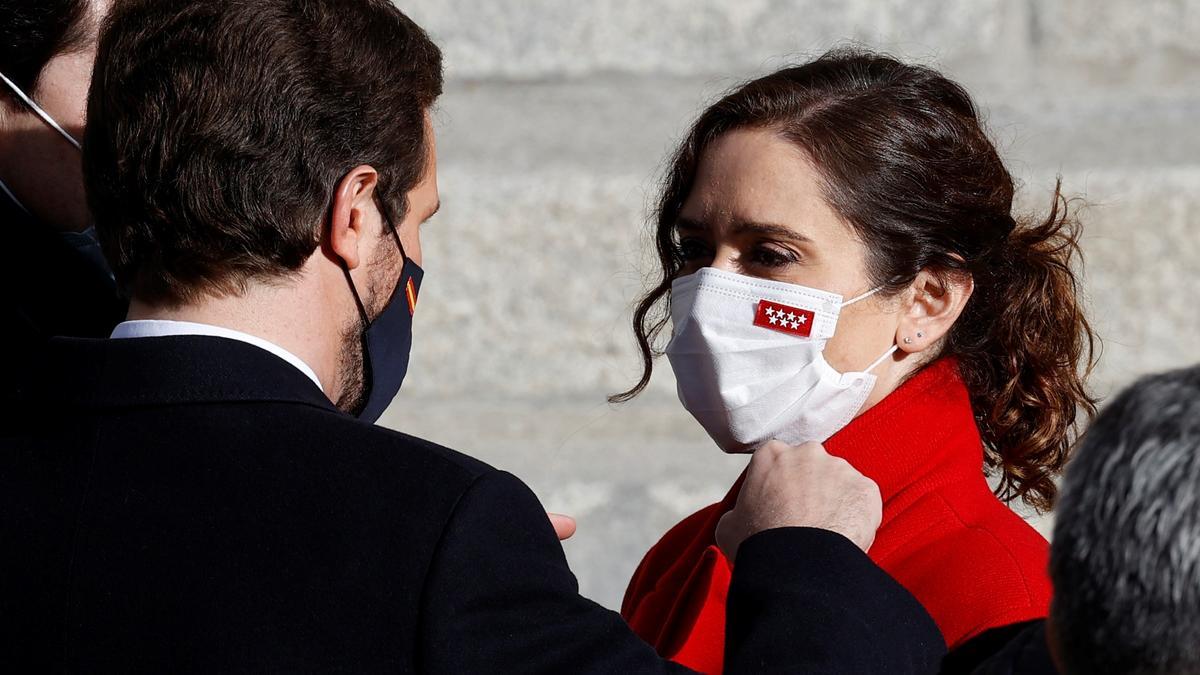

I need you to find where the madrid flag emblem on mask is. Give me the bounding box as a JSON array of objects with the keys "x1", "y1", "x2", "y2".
[{"x1": 753, "y1": 300, "x2": 815, "y2": 338}]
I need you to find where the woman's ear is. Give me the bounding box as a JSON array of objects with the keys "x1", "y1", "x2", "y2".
[
  {"x1": 895, "y1": 269, "x2": 974, "y2": 354},
  {"x1": 326, "y1": 165, "x2": 380, "y2": 271}
]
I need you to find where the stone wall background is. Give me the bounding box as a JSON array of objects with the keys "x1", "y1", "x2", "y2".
[{"x1": 382, "y1": 0, "x2": 1200, "y2": 609}]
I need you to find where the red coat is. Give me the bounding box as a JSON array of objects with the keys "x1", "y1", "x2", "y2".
[{"x1": 621, "y1": 359, "x2": 1052, "y2": 674}]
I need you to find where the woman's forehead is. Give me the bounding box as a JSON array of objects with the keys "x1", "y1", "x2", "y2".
[{"x1": 681, "y1": 129, "x2": 847, "y2": 241}]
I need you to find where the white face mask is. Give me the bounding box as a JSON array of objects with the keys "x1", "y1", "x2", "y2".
[
  {"x1": 0, "y1": 70, "x2": 83, "y2": 215},
  {"x1": 666, "y1": 267, "x2": 898, "y2": 453}
]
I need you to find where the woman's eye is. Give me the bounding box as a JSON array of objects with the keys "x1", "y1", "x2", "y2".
[
  {"x1": 676, "y1": 238, "x2": 713, "y2": 261},
  {"x1": 748, "y1": 245, "x2": 800, "y2": 268}
]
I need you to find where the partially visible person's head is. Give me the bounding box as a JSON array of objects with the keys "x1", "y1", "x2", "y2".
[
  {"x1": 0, "y1": 0, "x2": 100, "y2": 115},
  {"x1": 1049, "y1": 365, "x2": 1200, "y2": 675},
  {"x1": 0, "y1": 0, "x2": 109, "y2": 231},
  {"x1": 615, "y1": 48, "x2": 1096, "y2": 510},
  {"x1": 85, "y1": 0, "x2": 442, "y2": 410}
]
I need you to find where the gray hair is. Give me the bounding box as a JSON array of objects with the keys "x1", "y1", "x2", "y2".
[{"x1": 1050, "y1": 364, "x2": 1200, "y2": 675}]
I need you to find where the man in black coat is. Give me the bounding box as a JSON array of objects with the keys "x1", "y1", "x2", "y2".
[{"x1": 0, "y1": 1, "x2": 945, "y2": 672}]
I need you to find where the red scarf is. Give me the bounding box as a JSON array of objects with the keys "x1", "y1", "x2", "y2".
[{"x1": 621, "y1": 359, "x2": 1052, "y2": 674}]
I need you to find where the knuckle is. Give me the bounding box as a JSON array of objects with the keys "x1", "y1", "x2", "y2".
[
  {"x1": 798, "y1": 441, "x2": 825, "y2": 457},
  {"x1": 856, "y1": 473, "x2": 879, "y2": 491},
  {"x1": 762, "y1": 439, "x2": 788, "y2": 457},
  {"x1": 860, "y1": 478, "x2": 882, "y2": 503},
  {"x1": 829, "y1": 456, "x2": 856, "y2": 476}
]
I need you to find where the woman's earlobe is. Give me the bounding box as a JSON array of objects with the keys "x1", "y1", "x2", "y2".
[{"x1": 898, "y1": 331, "x2": 928, "y2": 354}]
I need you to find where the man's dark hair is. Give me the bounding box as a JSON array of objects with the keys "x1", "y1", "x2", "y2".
[
  {"x1": 1050, "y1": 364, "x2": 1200, "y2": 675},
  {"x1": 83, "y1": 0, "x2": 443, "y2": 303},
  {"x1": 0, "y1": 0, "x2": 94, "y2": 100}
]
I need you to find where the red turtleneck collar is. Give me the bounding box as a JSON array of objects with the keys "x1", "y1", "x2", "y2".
[{"x1": 621, "y1": 359, "x2": 1052, "y2": 674}]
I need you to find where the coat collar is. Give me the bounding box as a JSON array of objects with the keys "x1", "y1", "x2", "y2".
[
  {"x1": 825, "y1": 357, "x2": 984, "y2": 506},
  {"x1": 31, "y1": 335, "x2": 337, "y2": 413}
]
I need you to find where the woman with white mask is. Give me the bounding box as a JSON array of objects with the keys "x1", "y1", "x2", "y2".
[{"x1": 617, "y1": 48, "x2": 1097, "y2": 674}]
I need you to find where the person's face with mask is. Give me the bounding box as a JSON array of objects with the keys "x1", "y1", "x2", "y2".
[
  {"x1": 675, "y1": 129, "x2": 900, "y2": 393},
  {"x1": 0, "y1": 0, "x2": 110, "y2": 233},
  {"x1": 670, "y1": 128, "x2": 972, "y2": 438},
  {"x1": 326, "y1": 115, "x2": 438, "y2": 419}
]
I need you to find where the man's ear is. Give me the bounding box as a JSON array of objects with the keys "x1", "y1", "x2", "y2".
[
  {"x1": 894, "y1": 268, "x2": 974, "y2": 354},
  {"x1": 327, "y1": 165, "x2": 380, "y2": 271}
]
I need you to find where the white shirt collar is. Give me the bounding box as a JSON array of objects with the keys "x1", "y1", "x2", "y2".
[{"x1": 111, "y1": 319, "x2": 323, "y2": 391}]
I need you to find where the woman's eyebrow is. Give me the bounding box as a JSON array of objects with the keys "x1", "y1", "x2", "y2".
[{"x1": 733, "y1": 220, "x2": 813, "y2": 243}]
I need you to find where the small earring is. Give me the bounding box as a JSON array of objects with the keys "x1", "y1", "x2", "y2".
[
  {"x1": 903, "y1": 337, "x2": 913, "y2": 345},
  {"x1": 916, "y1": 332, "x2": 924, "y2": 339}
]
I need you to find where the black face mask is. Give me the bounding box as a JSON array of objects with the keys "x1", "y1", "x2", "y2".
[
  {"x1": 61, "y1": 226, "x2": 117, "y2": 286},
  {"x1": 343, "y1": 201, "x2": 423, "y2": 423}
]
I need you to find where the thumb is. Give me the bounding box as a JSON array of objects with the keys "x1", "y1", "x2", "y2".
[
  {"x1": 714, "y1": 510, "x2": 740, "y2": 562},
  {"x1": 547, "y1": 513, "x2": 577, "y2": 541}
]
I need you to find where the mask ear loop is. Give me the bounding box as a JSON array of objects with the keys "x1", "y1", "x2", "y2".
[
  {"x1": 0, "y1": 71, "x2": 79, "y2": 215},
  {"x1": 341, "y1": 191, "x2": 408, "y2": 415},
  {"x1": 373, "y1": 193, "x2": 410, "y2": 264},
  {"x1": 865, "y1": 344, "x2": 900, "y2": 374},
  {"x1": 328, "y1": 190, "x2": 377, "y2": 415},
  {"x1": 839, "y1": 285, "x2": 900, "y2": 374},
  {"x1": 374, "y1": 193, "x2": 421, "y2": 319},
  {"x1": 0, "y1": 178, "x2": 30, "y2": 215},
  {"x1": 840, "y1": 286, "x2": 883, "y2": 308},
  {"x1": 0, "y1": 71, "x2": 82, "y2": 150},
  {"x1": 339, "y1": 190, "x2": 407, "y2": 327}
]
